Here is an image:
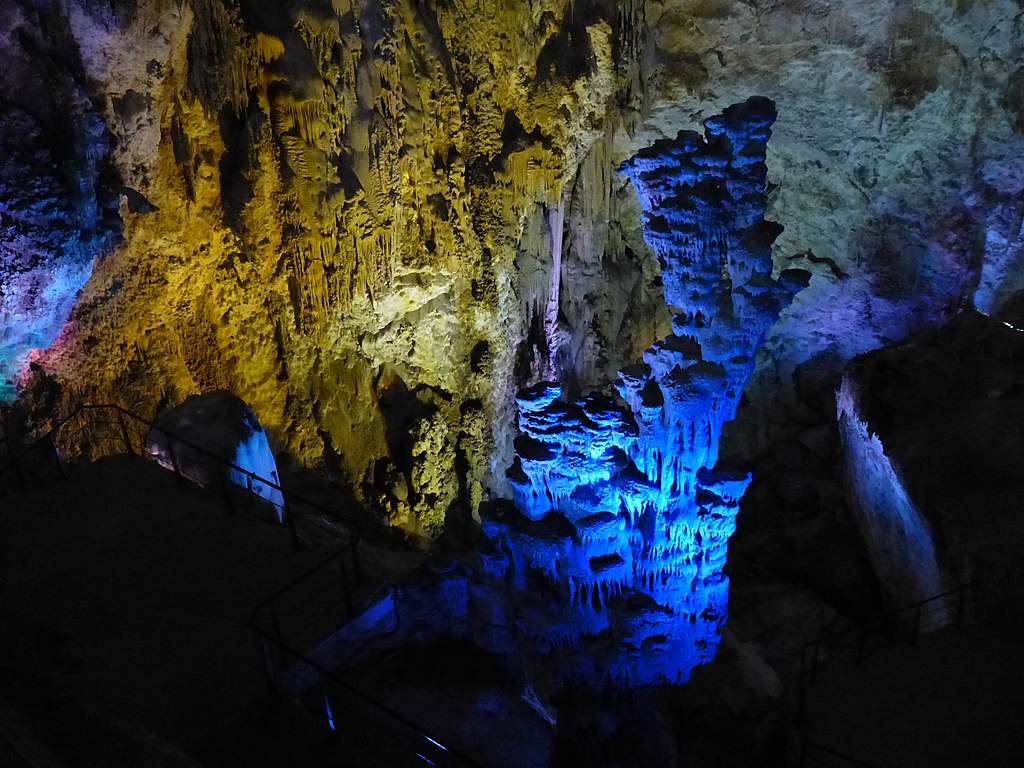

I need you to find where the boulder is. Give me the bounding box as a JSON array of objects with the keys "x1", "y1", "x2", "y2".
[{"x1": 146, "y1": 391, "x2": 284, "y2": 522}]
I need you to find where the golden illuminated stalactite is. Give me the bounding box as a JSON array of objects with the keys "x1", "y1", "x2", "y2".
[
  {"x1": 295, "y1": 12, "x2": 342, "y2": 78},
  {"x1": 39, "y1": 0, "x2": 624, "y2": 533},
  {"x1": 288, "y1": 100, "x2": 329, "y2": 145},
  {"x1": 254, "y1": 32, "x2": 285, "y2": 64}
]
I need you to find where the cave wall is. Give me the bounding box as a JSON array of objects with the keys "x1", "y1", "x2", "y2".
[
  {"x1": 4, "y1": 0, "x2": 1024, "y2": 532},
  {"x1": 836, "y1": 373, "x2": 947, "y2": 608},
  {"x1": 625, "y1": 0, "x2": 1024, "y2": 405},
  {"x1": 0, "y1": 0, "x2": 121, "y2": 401},
  {"x1": 13, "y1": 0, "x2": 643, "y2": 534}
]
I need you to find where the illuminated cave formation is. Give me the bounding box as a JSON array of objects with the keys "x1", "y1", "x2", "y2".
[
  {"x1": 0, "y1": 0, "x2": 120, "y2": 399},
  {"x1": 486, "y1": 97, "x2": 810, "y2": 686},
  {"x1": 836, "y1": 374, "x2": 947, "y2": 610},
  {"x1": 3, "y1": 1, "x2": 1024, "y2": 764},
  {"x1": 146, "y1": 390, "x2": 286, "y2": 520}
]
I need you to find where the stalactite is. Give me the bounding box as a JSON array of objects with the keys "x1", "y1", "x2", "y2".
[
  {"x1": 483, "y1": 97, "x2": 810, "y2": 688},
  {"x1": 543, "y1": 192, "x2": 566, "y2": 379}
]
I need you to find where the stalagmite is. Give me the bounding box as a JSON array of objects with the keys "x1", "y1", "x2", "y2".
[{"x1": 484, "y1": 97, "x2": 810, "y2": 687}]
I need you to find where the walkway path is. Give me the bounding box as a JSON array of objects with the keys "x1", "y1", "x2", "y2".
[
  {"x1": 805, "y1": 625, "x2": 1024, "y2": 767},
  {"x1": 0, "y1": 456, "x2": 332, "y2": 765}
]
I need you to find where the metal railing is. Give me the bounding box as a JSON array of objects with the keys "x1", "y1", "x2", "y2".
[
  {"x1": 250, "y1": 561, "x2": 483, "y2": 767},
  {"x1": 0, "y1": 403, "x2": 355, "y2": 551},
  {"x1": 0, "y1": 403, "x2": 484, "y2": 766},
  {"x1": 797, "y1": 582, "x2": 977, "y2": 767},
  {"x1": 800, "y1": 582, "x2": 975, "y2": 692},
  {"x1": 800, "y1": 741, "x2": 879, "y2": 768}
]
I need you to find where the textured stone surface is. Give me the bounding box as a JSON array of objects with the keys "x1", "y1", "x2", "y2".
[
  {"x1": 147, "y1": 389, "x2": 285, "y2": 519},
  {"x1": 15, "y1": 0, "x2": 628, "y2": 536},
  {"x1": 836, "y1": 374, "x2": 947, "y2": 609},
  {"x1": 2, "y1": 0, "x2": 1023, "y2": 534},
  {"x1": 841, "y1": 303, "x2": 1024, "y2": 629},
  {"x1": 0, "y1": 0, "x2": 120, "y2": 399},
  {"x1": 484, "y1": 98, "x2": 809, "y2": 686}
]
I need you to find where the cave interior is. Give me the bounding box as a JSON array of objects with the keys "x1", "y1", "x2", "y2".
[{"x1": 2, "y1": 0, "x2": 1024, "y2": 766}]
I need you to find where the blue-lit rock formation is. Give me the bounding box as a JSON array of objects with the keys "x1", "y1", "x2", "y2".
[
  {"x1": 485, "y1": 97, "x2": 810, "y2": 687},
  {"x1": 836, "y1": 300, "x2": 1024, "y2": 630},
  {"x1": 0, "y1": 1, "x2": 120, "y2": 400}
]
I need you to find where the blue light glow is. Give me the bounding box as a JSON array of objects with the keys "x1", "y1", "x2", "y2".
[
  {"x1": 324, "y1": 691, "x2": 336, "y2": 730},
  {"x1": 0, "y1": 92, "x2": 118, "y2": 401},
  {"x1": 424, "y1": 736, "x2": 448, "y2": 751},
  {"x1": 485, "y1": 97, "x2": 810, "y2": 687}
]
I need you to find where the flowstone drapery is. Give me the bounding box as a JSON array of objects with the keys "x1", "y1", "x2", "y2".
[{"x1": 484, "y1": 97, "x2": 810, "y2": 686}]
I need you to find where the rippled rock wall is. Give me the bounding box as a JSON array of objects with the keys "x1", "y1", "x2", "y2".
[
  {"x1": 485, "y1": 98, "x2": 808, "y2": 686},
  {"x1": 0, "y1": 0, "x2": 120, "y2": 399},
  {"x1": 3, "y1": 0, "x2": 1024, "y2": 535}
]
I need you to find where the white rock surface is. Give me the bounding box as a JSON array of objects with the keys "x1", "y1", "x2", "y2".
[{"x1": 147, "y1": 390, "x2": 285, "y2": 521}]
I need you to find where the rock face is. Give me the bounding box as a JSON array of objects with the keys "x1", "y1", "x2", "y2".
[
  {"x1": 147, "y1": 389, "x2": 285, "y2": 520},
  {"x1": 2, "y1": 0, "x2": 1024, "y2": 534},
  {"x1": 14, "y1": 0, "x2": 633, "y2": 535},
  {"x1": 486, "y1": 98, "x2": 809, "y2": 686},
  {"x1": 838, "y1": 302, "x2": 1024, "y2": 629},
  {"x1": 0, "y1": 0, "x2": 120, "y2": 399},
  {"x1": 836, "y1": 374, "x2": 947, "y2": 609}
]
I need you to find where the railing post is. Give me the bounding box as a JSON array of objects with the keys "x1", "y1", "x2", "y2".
[
  {"x1": 350, "y1": 535, "x2": 362, "y2": 584},
  {"x1": 283, "y1": 497, "x2": 301, "y2": 551},
  {"x1": 48, "y1": 433, "x2": 65, "y2": 479},
  {"x1": 954, "y1": 587, "x2": 967, "y2": 627},
  {"x1": 164, "y1": 431, "x2": 183, "y2": 484},
  {"x1": 797, "y1": 650, "x2": 807, "y2": 724},
  {"x1": 855, "y1": 626, "x2": 867, "y2": 665},
  {"x1": 320, "y1": 673, "x2": 335, "y2": 731},
  {"x1": 219, "y1": 471, "x2": 235, "y2": 515},
  {"x1": 260, "y1": 635, "x2": 280, "y2": 697},
  {"x1": 11, "y1": 457, "x2": 26, "y2": 492},
  {"x1": 116, "y1": 410, "x2": 134, "y2": 455},
  {"x1": 340, "y1": 551, "x2": 354, "y2": 615},
  {"x1": 6, "y1": 432, "x2": 27, "y2": 492},
  {"x1": 271, "y1": 601, "x2": 287, "y2": 672},
  {"x1": 246, "y1": 474, "x2": 257, "y2": 515}
]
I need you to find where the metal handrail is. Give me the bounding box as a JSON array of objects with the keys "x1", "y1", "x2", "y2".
[
  {"x1": 798, "y1": 582, "x2": 978, "y2": 767},
  {"x1": 0, "y1": 402, "x2": 483, "y2": 766},
  {"x1": 249, "y1": 586, "x2": 485, "y2": 768},
  {"x1": 800, "y1": 740, "x2": 879, "y2": 768},
  {"x1": 0, "y1": 403, "x2": 363, "y2": 549},
  {"x1": 801, "y1": 582, "x2": 976, "y2": 685},
  {"x1": 248, "y1": 530, "x2": 485, "y2": 765}
]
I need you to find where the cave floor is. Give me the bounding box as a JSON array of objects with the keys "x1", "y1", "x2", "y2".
[
  {"x1": 5, "y1": 453, "x2": 1023, "y2": 767},
  {"x1": 805, "y1": 623, "x2": 1024, "y2": 767},
  {"x1": 0, "y1": 455, "x2": 422, "y2": 767},
  {"x1": 339, "y1": 640, "x2": 552, "y2": 768}
]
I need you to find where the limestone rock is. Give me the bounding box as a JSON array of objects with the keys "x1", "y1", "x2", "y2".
[
  {"x1": 488, "y1": 98, "x2": 808, "y2": 688},
  {"x1": 146, "y1": 389, "x2": 285, "y2": 520},
  {"x1": 2, "y1": 0, "x2": 1023, "y2": 538},
  {"x1": 0, "y1": 0, "x2": 120, "y2": 399},
  {"x1": 839, "y1": 305, "x2": 1024, "y2": 628}
]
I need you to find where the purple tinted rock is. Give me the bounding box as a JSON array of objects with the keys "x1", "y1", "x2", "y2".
[{"x1": 0, "y1": 2, "x2": 120, "y2": 399}]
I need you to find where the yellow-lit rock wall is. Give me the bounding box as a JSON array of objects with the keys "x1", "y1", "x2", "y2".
[
  {"x1": 40, "y1": 0, "x2": 632, "y2": 534},
  {"x1": 24, "y1": 0, "x2": 1024, "y2": 535}
]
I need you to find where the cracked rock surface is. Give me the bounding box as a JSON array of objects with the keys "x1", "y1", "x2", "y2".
[{"x1": 2, "y1": 0, "x2": 1022, "y2": 533}]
